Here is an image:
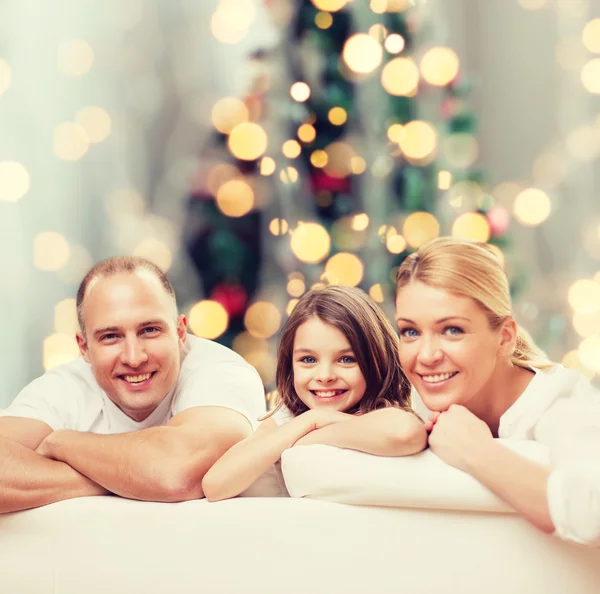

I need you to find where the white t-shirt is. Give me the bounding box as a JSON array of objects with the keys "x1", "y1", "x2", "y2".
[
  {"x1": 498, "y1": 365, "x2": 600, "y2": 547},
  {"x1": 4, "y1": 335, "x2": 266, "y2": 433}
]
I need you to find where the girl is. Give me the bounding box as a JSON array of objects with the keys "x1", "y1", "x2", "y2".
[
  {"x1": 202, "y1": 285, "x2": 427, "y2": 501},
  {"x1": 394, "y1": 236, "x2": 600, "y2": 547}
]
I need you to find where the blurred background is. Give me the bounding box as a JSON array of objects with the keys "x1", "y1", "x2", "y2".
[{"x1": 1, "y1": 0, "x2": 599, "y2": 408}]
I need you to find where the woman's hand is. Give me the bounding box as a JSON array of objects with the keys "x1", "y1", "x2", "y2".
[{"x1": 428, "y1": 405, "x2": 494, "y2": 472}]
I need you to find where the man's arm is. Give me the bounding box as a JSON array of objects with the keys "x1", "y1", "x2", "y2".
[
  {"x1": 0, "y1": 417, "x2": 110, "y2": 514},
  {"x1": 37, "y1": 406, "x2": 252, "y2": 502}
]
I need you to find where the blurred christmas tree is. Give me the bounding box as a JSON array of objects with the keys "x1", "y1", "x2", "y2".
[{"x1": 183, "y1": 0, "x2": 516, "y2": 392}]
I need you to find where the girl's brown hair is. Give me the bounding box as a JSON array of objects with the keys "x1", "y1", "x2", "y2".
[
  {"x1": 270, "y1": 285, "x2": 412, "y2": 418},
  {"x1": 395, "y1": 237, "x2": 553, "y2": 370}
]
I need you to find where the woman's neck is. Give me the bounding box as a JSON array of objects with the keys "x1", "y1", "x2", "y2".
[{"x1": 466, "y1": 361, "x2": 535, "y2": 437}]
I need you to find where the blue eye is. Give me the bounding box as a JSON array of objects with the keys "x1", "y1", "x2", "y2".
[
  {"x1": 339, "y1": 355, "x2": 356, "y2": 364},
  {"x1": 142, "y1": 327, "x2": 160, "y2": 335},
  {"x1": 399, "y1": 327, "x2": 419, "y2": 339},
  {"x1": 443, "y1": 326, "x2": 464, "y2": 336},
  {"x1": 299, "y1": 356, "x2": 317, "y2": 364}
]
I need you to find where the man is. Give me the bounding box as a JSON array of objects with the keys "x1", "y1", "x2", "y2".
[{"x1": 0, "y1": 256, "x2": 266, "y2": 513}]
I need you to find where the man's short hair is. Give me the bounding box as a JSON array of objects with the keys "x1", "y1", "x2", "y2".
[{"x1": 76, "y1": 256, "x2": 177, "y2": 336}]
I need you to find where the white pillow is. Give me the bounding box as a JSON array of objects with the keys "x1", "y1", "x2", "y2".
[{"x1": 281, "y1": 439, "x2": 550, "y2": 513}]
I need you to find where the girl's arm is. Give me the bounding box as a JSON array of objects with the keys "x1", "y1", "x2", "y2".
[
  {"x1": 202, "y1": 409, "x2": 347, "y2": 501},
  {"x1": 293, "y1": 407, "x2": 427, "y2": 456}
]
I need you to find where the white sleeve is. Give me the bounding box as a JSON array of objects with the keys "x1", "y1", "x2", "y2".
[
  {"x1": 540, "y1": 385, "x2": 600, "y2": 547},
  {"x1": 3, "y1": 372, "x2": 75, "y2": 431},
  {"x1": 172, "y1": 361, "x2": 266, "y2": 430}
]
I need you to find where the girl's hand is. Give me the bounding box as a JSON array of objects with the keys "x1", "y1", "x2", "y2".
[
  {"x1": 424, "y1": 411, "x2": 440, "y2": 433},
  {"x1": 303, "y1": 408, "x2": 351, "y2": 431},
  {"x1": 428, "y1": 405, "x2": 493, "y2": 472}
]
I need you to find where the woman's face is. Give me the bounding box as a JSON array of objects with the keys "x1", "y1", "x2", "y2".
[{"x1": 395, "y1": 281, "x2": 509, "y2": 413}]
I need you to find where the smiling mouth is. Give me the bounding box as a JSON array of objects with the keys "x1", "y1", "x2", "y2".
[
  {"x1": 310, "y1": 389, "x2": 348, "y2": 399},
  {"x1": 119, "y1": 372, "x2": 155, "y2": 384},
  {"x1": 419, "y1": 372, "x2": 458, "y2": 384}
]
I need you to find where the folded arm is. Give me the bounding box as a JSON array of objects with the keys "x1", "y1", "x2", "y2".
[
  {"x1": 0, "y1": 417, "x2": 109, "y2": 514},
  {"x1": 293, "y1": 407, "x2": 427, "y2": 456},
  {"x1": 37, "y1": 407, "x2": 252, "y2": 502}
]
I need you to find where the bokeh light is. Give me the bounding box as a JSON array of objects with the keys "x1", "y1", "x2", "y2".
[
  {"x1": 282, "y1": 140, "x2": 302, "y2": 159},
  {"x1": 216, "y1": 179, "x2": 254, "y2": 217},
  {"x1": 568, "y1": 279, "x2": 600, "y2": 313},
  {"x1": 260, "y1": 157, "x2": 276, "y2": 176},
  {"x1": 420, "y1": 47, "x2": 459, "y2": 86},
  {"x1": 369, "y1": 284, "x2": 384, "y2": 303},
  {"x1": 287, "y1": 278, "x2": 306, "y2": 297},
  {"x1": 33, "y1": 232, "x2": 70, "y2": 271},
  {"x1": 438, "y1": 170, "x2": 452, "y2": 190},
  {"x1": 385, "y1": 34, "x2": 405, "y2": 54},
  {"x1": 0, "y1": 161, "x2": 30, "y2": 202},
  {"x1": 387, "y1": 123, "x2": 405, "y2": 142},
  {"x1": 578, "y1": 336, "x2": 600, "y2": 373},
  {"x1": 189, "y1": 300, "x2": 229, "y2": 339},
  {"x1": 315, "y1": 11, "x2": 333, "y2": 29},
  {"x1": 75, "y1": 106, "x2": 112, "y2": 144},
  {"x1": 206, "y1": 164, "x2": 240, "y2": 196},
  {"x1": 54, "y1": 122, "x2": 89, "y2": 161},
  {"x1": 311, "y1": 0, "x2": 348, "y2": 11},
  {"x1": 269, "y1": 218, "x2": 289, "y2": 236},
  {"x1": 513, "y1": 188, "x2": 552, "y2": 226},
  {"x1": 43, "y1": 334, "x2": 80, "y2": 371},
  {"x1": 290, "y1": 222, "x2": 331, "y2": 263},
  {"x1": 244, "y1": 301, "x2": 282, "y2": 339},
  {"x1": 566, "y1": 125, "x2": 600, "y2": 161},
  {"x1": 132, "y1": 238, "x2": 173, "y2": 271},
  {"x1": 280, "y1": 166, "x2": 299, "y2": 184},
  {"x1": 290, "y1": 82, "x2": 311, "y2": 102},
  {"x1": 381, "y1": 57, "x2": 419, "y2": 96},
  {"x1": 0, "y1": 58, "x2": 12, "y2": 96},
  {"x1": 54, "y1": 298, "x2": 79, "y2": 335},
  {"x1": 324, "y1": 252, "x2": 364, "y2": 286},
  {"x1": 572, "y1": 310, "x2": 600, "y2": 338},
  {"x1": 212, "y1": 97, "x2": 250, "y2": 134},
  {"x1": 386, "y1": 233, "x2": 407, "y2": 254},
  {"x1": 328, "y1": 107, "x2": 348, "y2": 126},
  {"x1": 403, "y1": 212, "x2": 440, "y2": 248},
  {"x1": 443, "y1": 133, "x2": 479, "y2": 168},
  {"x1": 298, "y1": 124, "x2": 317, "y2": 143},
  {"x1": 452, "y1": 212, "x2": 491, "y2": 242},
  {"x1": 286, "y1": 299, "x2": 299, "y2": 316},
  {"x1": 324, "y1": 142, "x2": 356, "y2": 178},
  {"x1": 228, "y1": 122, "x2": 268, "y2": 161},
  {"x1": 211, "y1": 0, "x2": 255, "y2": 44},
  {"x1": 342, "y1": 33, "x2": 383, "y2": 74},
  {"x1": 352, "y1": 213, "x2": 369, "y2": 231},
  {"x1": 57, "y1": 39, "x2": 94, "y2": 76},
  {"x1": 582, "y1": 18, "x2": 600, "y2": 53},
  {"x1": 398, "y1": 120, "x2": 438, "y2": 160},
  {"x1": 581, "y1": 59, "x2": 600, "y2": 94},
  {"x1": 311, "y1": 150, "x2": 329, "y2": 168}
]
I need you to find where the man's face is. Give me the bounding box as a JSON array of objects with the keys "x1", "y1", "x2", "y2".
[{"x1": 76, "y1": 271, "x2": 187, "y2": 421}]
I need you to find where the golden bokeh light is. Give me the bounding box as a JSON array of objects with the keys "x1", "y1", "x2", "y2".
[
  {"x1": 260, "y1": 157, "x2": 276, "y2": 176},
  {"x1": 443, "y1": 133, "x2": 479, "y2": 169},
  {"x1": 280, "y1": 166, "x2": 299, "y2": 184},
  {"x1": 568, "y1": 279, "x2": 600, "y2": 313},
  {"x1": 577, "y1": 336, "x2": 600, "y2": 373},
  {"x1": 290, "y1": 222, "x2": 331, "y2": 263},
  {"x1": 385, "y1": 34, "x2": 405, "y2": 54},
  {"x1": 0, "y1": 161, "x2": 30, "y2": 202},
  {"x1": 244, "y1": 301, "x2": 282, "y2": 339},
  {"x1": 328, "y1": 107, "x2": 348, "y2": 126},
  {"x1": 56, "y1": 243, "x2": 94, "y2": 285},
  {"x1": 269, "y1": 218, "x2": 289, "y2": 236},
  {"x1": 75, "y1": 106, "x2": 112, "y2": 144},
  {"x1": 387, "y1": 123, "x2": 405, "y2": 143},
  {"x1": 34, "y1": 232, "x2": 70, "y2": 271},
  {"x1": 386, "y1": 233, "x2": 407, "y2": 254},
  {"x1": 189, "y1": 300, "x2": 229, "y2": 340},
  {"x1": 287, "y1": 278, "x2": 306, "y2": 297},
  {"x1": 370, "y1": 0, "x2": 388, "y2": 14},
  {"x1": 282, "y1": 139, "x2": 302, "y2": 159},
  {"x1": 286, "y1": 299, "x2": 300, "y2": 316},
  {"x1": 298, "y1": 124, "x2": 317, "y2": 143},
  {"x1": 57, "y1": 39, "x2": 94, "y2": 76},
  {"x1": 369, "y1": 24, "x2": 388, "y2": 42},
  {"x1": 216, "y1": 179, "x2": 254, "y2": 217},
  {"x1": 369, "y1": 284, "x2": 384, "y2": 303},
  {"x1": 351, "y1": 156, "x2": 367, "y2": 175},
  {"x1": 381, "y1": 57, "x2": 419, "y2": 96},
  {"x1": 211, "y1": 97, "x2": 249, "y2": 134},
  {"x1": 572, "y1": 310, "x2": 600, "y2": 338},
  {"x1": 54, "y1": 298, "x2": 79, "y2": 335},
  {"x1": 513, "y1": 188, "x2": 551, "y2": 226},
  {"x1": 420, "y1": 47, "x2": 459, "y2": 86},
  {"x1": 54, "y1": 122, "x2": 89, "y2": 161},
  {"x1": 315, "y1": 11, "x2": 333, "y2": 29},
  {"x1": 452, "y1": 212, "x2": 491, "y2": 242},
  {"x1": 210, "y1": 0, "x2": 254, "y2": 44},
  {"x1": 566, "y1": 125, "x2": 600, "y2": 161},
  {"x1": 232, "y1": 332, "x2": 268, "y2": 359},
  {"x1": 132, "y1": 238, "x2": 173, "y2": 271},
  {"x1": 206, "y1": 164, "x2": 240, "y2": 196},
  {"x1": 583, "y1": 19, "x2": 600, "y2": 53},
  {"x1": 43, "y1": 333, "x2": 80, "y2": 371},
  {"x1": 555, "y1": 36, "x2": 588, "y2": 71},
  {"x1": 352, "y1": 213, "x2": 369, "y2": 231},
  {"x1": 0, "y1": 58, "x2": 12, "y2": 95},
  {"x1": 324, "y1": 252, "x2": 364, "y2": 286},
  {"x1": 310, "y1": 150, "x2": 329, "y2": 168},
  {"x1": 290, "y1": 82, "x2": 311, "y2": 102},
  {"x1": 311, "y1": 0, "x2": 348, "y2": 12},
  {"x1": 581, "y1": 59, "x2": 600, "y2": 94},
  {"x1": 324, "y1": 141, "x2": 356, "y2": 178},
  {"x1": 562, "y1": 349, "x2": 595, "y2": 378},
  {"x1": 399, "y1": 120, "x2": 438, "y2": 160},
  {"x1": 438, "y1": 170, "x2": 452, "y2": 190},
  {"x1": 403, "y1": 212, "x2": 440, "y2": 248},
  {"x1": 342, "y1": 33, "x2": 383, "y2": 74},
  {"x1": 228, "y1": 122, "x2": 268, "y2": 161}
]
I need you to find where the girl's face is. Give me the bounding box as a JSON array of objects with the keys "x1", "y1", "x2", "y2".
[
  {"x1": 395, "y1": 281, "x2": 510, "y2": 413},
  {"x1": 292, "y1": 316, "x2": 367, "y2": 412}
]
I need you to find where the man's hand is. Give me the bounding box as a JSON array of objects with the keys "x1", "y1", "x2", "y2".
[{"x1": 428, "y1": 404, "x2": 494, "y2": 472}]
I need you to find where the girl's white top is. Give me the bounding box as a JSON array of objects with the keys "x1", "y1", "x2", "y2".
[{"x1": 498, "y1": 365, "x2": 600, "y2": 546}]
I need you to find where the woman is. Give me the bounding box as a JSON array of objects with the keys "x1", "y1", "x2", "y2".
[{"x1": 394, "y1": 236, "x2": 600, "y2": 547}]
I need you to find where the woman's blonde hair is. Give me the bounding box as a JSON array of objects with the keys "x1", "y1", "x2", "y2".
[
  {"x1": 395, "y1": 237, "x2": 553, "y2": 370},
  {"x1": 268, "y1": 285, "x2": 413, "y2": 418}
]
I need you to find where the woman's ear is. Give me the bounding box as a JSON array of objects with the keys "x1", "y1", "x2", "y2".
[{"x1": 499, "y1": 317, "x2": 518, "y2": 357}]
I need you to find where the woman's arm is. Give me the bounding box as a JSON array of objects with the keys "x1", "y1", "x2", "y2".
[
  {"x1": 293, "y1": 407, "x2": 427, "y2": 456},
  {"x1": 202, "y1": 409, "x2": 347, "y2": 501}
]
